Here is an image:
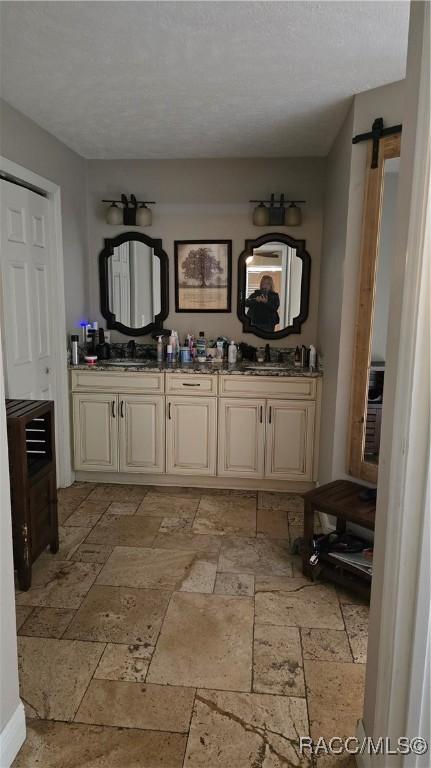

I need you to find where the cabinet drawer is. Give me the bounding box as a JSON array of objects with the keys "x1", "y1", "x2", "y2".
[
  {"x1": 71, "y1": 371, "x2": 164, "y2": 394},
  {"x1": 219, "y1": 375, "x2": 316, "y2": 400},
  {"x1": 165, "y1": 374, "x2": 218, "y2": 396}
]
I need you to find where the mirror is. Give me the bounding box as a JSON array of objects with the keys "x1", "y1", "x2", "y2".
[
  {"x1": 237, "y1": 233, "x2": 311, "y2": 339},
  {"x1": 99, "y1": 232, "x2": 169, "y2": 336},
  {"x1": 349, "y1": 134, "x2": 401, "y2": 483}
]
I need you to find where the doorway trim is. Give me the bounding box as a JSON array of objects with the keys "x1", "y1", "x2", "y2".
[{"x1": 0, "y1": 156, "x2": 73, "y2": 487}]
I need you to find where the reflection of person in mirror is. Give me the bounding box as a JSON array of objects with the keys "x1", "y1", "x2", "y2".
[{"x1": 245, "y1": 275, "x2": 280, "y2": 332}]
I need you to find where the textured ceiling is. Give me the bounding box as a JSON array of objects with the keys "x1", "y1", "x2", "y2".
[{"x1": 0, "y1": 1, "x2": 409, "y2": 159}]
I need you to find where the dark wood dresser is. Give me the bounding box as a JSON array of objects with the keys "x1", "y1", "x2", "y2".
[{"x1": 6, "y1": 399, "x2": 59, "y2": 590}]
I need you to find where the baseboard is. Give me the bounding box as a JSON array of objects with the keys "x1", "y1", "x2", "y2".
[
  {"x1": 0, "y1": 701, "x2": 25, "y2": 768},
  {"x1": 74, "y1": 470, "x2": 315, "y2": 493},
  {"x1": 355, "y1": 719, "x2": 372, "y2": 768}
]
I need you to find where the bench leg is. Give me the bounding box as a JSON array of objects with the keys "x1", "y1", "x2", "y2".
[{"x1": 302, "y1": 500, "x2": 315, "y2": 578}]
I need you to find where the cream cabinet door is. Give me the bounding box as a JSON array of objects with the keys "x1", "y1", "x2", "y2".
[
  {"x1": 265, "y1": 399, "x2": 315, "y2": 480},
  {"x1": 166, "y1": 396, "x2": 217, "y2": 475},
  {"x1": 73, "y1": 393, "x2": 118, "y2": 471},
  {"x1": 119, "y1": 395, "x2": 165, "y2": 473},
  {"x1": 218, "y1": 398, "x2": 265, "y2": 478}
]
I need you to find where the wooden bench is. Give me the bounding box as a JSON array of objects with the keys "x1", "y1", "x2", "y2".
[{"x1": 302, "y1": 479, "x2": 375, "y2": 598}]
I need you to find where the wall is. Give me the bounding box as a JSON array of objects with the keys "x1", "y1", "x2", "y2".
[
  {"x1": 85, "y1": 158, "x2": 325, "y2": 346},
  {"x1": 317, "y1": 79, "x2": 405, "y2": 484},
  {"x1": 0, "y1": 329, "x2": 25, "y2": 764},
  {"x1": 0, "y1": 99, "x2": 88, "y2": 329}
]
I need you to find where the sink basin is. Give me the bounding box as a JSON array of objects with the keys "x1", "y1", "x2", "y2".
[{"x1": 103, "y1": 359, "x2": 154, "y2": 368}]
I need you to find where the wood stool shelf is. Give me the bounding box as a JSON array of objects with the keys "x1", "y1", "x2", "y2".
[
  {"x1": 6, "y1": 399, "x2": 59, "y2": 590},
  {"x1": 302, "y1": 479, "x2": 375, "y2": 599}
]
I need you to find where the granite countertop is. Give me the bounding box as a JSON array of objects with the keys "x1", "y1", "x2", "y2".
[{"x1": 69, "y1": 360, "x2": 322, "y2": 377}]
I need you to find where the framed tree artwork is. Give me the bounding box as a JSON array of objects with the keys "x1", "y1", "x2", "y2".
[{"x1": 174, "y1": 240, "x2": 232, "y2": 312}]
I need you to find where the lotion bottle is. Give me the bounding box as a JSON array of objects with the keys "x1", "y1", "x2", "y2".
[
  {"x1": 228, "y1": 340, "x2": 237, "y2": 364},
  {"x1": 157, "y1": 336, "x2": 164, "y2": 363},
  {"x1": 309, "y1": 345, "x2": 317, "y2": 372}
]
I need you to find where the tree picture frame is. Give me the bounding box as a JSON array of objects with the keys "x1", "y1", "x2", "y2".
[{"x1": 174, "y1": 240, "x2": 232, "y2": 312}]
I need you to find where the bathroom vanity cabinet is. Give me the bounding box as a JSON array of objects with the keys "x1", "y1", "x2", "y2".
[{"x1": 70, "y1": 369, "x2": 321, "y2": 489}]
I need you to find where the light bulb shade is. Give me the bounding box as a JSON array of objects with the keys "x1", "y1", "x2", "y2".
[
  {"x1": 252, "y1": 203, "x2": 270, "y2": 227},
  {"x1": 285, "y1": 203, "x2": 302, "y2": 226},
  {"x1": 136, "y1": 204, "x2": 152, "y2": 227},
  {"x1": 106, "y1": 203, "x2": 123, "y2": 225}
]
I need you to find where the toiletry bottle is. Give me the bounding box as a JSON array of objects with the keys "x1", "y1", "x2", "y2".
[
  {"x1": 294, "y1": 346, "x2": 301, "y2": 368},
  {"x1": 309, "y1": 345, "x2": 317, "y2": 371},
  {"x1": 166, "y1": 344, "x2": 173, "y2": 364},
  {"x1": 157, "y1": 336, "x2": 164, "y2": 363},
  {"x1": 71, "y1": 334, "x2": 79, "y2": 366},
  {"x1": 96, "y1": 329, "x2": 111, "y2": 360},
  {"x1": 169, "y1": 332, "x2": 175, "y2": 360},
  {"x1": 301, "y1": 345, "x2": 307, "y2": 368},
  {"x1": 228, "y1": 340, "x2": 237, "y2": 364},
  {"x1": 197, "y1": 331, "x2": 207, "y2": 358}
]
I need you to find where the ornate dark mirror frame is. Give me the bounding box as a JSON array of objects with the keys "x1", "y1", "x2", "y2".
[
  {"x1": 237, "y1": 232, "x2": 311, "y2": 339},
  {"x1": 99, "y1": 231, "x2": 169, "y2": 337}
]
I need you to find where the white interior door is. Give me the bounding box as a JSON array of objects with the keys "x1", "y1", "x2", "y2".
[{"x1": 0, "y1": 180, "x2": 56, "y2": 402}]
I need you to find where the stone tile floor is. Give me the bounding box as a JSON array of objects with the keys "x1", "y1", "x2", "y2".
[{"x1": 13, "y1": 483, "x2": 369, "y2": 768}]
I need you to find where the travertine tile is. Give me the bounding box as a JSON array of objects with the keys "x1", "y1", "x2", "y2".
[
  {"x1": 86, "y1": 514, "x2": 160, "y2": 547},
  {"x1": 18, "y1": 636, "x2": 104, "y2": 721},
  {"x1": 71, "y1": 542, "x2": 113, "y2": 564},
  {"x1": 336, "y1": 586, "x2": 369, "y2": 606},
  {"x1": 97, "y1": 546, "x2": 214, "y2": 591},
  {"x1": 301, "y1": 628, "x2": 353, "y2": 662},
  {"x1": 94, "y1": 643, "x2": 154, "y2": 682},
  {"x1": 58, "y1": 482, "x2": 96, "y2": 503},
  {"x1": 64, "y1": 584, "x2": 170, "y2": 644},
  {"x1": 137, "y1": 493, "x2": 199, "y2": 519},
  {"x1": 315, "y1": 754, "x2": 358, "y2": 768},
  {"x1": 304, "y1": 660, "x2": 365, "y2": 741},
  {"x1": 106, "y1": 501, "x2": 139, "y2": 515},
  {"x1": 180, "y1": 558, "x2": 217, "y2": 594},
  {"x1": 64, "y1": 500, "x2": 109, "y2": 527},
  {"x1": 342, "y1": 604, "x2": 369, "y2": 663},
  {"x1": 147, "y1": 592, "x2": 253, "y2": 691},
  {"x1": 87, "y1": 484, "x2": 149, "y2": 502},
  {"x1": 184, "y1": 689, "x2": 310, "y2": 767},
  {"x1": 159, "y1": 516, "x2": 193, "y2": 532},
  {"x1": 152, "y1": 532, "x2": 222, "y2": 556},
  {"x1": 13, "y1": 720, "x2": 187, "y2": 768},
  {"x1": 147, "y1": 485, "x2": 203, "y2": 498},
  {"x1": 257, "y1": 508, "x2": 289, "y2": 538},
  {"x1": 15, "y1": 606, "x2": 33, "y2": 631},
  {"x1": 19, "y1": 607, "x2": 75, "y2": 639},
  {"x1": 255, "y1": 576, "x2": 339, "y2": 602},
  {"x1": 218, "y1": 536, "x2": 294, "y2": 576},
  {"x1": 41, "y1": 525, "x2": 90, "y2": 560},
  {"x1": 75, "y1": 679, "x2": 195, "y2": 733},
  {"x1": 58, "y1": 500, "x2": 79, "y2": 525},
  {"x1": 214, "y1": 572, "x2": 254, "y2": 597},
  {"x1": 258, "y1": 491, "x2": 304, "y2": 513},
  {"x1": 253, "y1": 624, "x2": 305, "y2": 696},
  {"x1": 15, "y1": 559, "x2": 101, "y2": 609},
  {"x1": 255, "y1": 590, "x2": 344, "y2": 629},
  {"x1": 192, "y1": 494, "x2": 256, "y2": 536}
]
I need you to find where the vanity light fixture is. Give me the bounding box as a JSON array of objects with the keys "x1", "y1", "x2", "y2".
[
  {"x1": 250, "y1": 194, "x2": 305, "y2": 227},
  {"x1": 102, "y1": 194, "x2": 156, "y2": 226}
]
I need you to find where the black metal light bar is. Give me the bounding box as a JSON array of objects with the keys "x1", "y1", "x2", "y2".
[{"x1": 352, "y1": 117, "x2": 402, "y2": 168}]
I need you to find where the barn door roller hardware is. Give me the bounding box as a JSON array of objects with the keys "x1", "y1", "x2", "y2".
[{"x1": 352, "y1": 117, "x2": 402, "y2": 169}]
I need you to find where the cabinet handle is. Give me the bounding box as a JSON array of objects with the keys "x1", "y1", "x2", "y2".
[
  {"x1": 182, "y1": 382, "x2": 200, "y2": 387},
  {"x1": 268, "y1": 406, "x2": 272, "y2": 424},
  {"x1": 168, "y1": 402, "x2": 171, "y2": 420},
  {"x1": 111, "y1": 400, "x2": 116, "y2": 418},
  {"x1": 120, "y1": 400, "x2": 124, "y2": 418},
  {"x1": 259, "y1": 405, "x2": 263, "y2": 423}
]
